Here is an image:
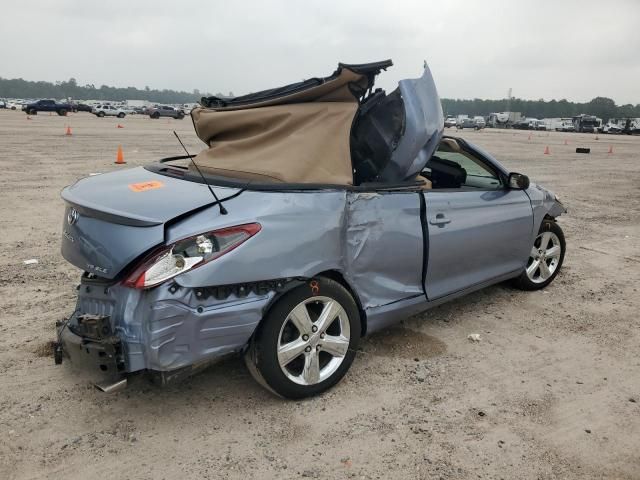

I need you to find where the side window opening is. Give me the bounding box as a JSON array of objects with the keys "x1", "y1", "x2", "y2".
[{"x1": 422, "y1": 140, "x2": 502, "y2": 190}]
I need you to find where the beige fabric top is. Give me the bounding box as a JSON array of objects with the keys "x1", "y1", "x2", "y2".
[{"x1": 190, "y1": 67, "x2": 369, "y2": 185}]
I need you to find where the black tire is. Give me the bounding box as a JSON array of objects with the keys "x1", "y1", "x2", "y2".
[
  {"x1": 513, "y1": 220, "x2": 565, "y2": 290},
  {"x1": 177, "y1": 112, "x2": 185, "y2": 119},
  {"x1": 58, "y1": 109, "x2": 67, "y2": 116},
  {"x1": 246, "y1": 277, "x2": 361, "y2": 399},
  {"x1": 117, "y1": 112, "x2": 125, "y2": 118},
  {"x1": 151, "y1": 112, "x2": 160, "y2": 119},
  {"x1": 28, "y1": 109, "x2": 37, "y2": 115},
  {"x1": 97, "y1": 111, "x2": 105, "y2": 118}
]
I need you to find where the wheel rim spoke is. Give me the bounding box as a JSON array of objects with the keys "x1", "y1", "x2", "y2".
[
  {"x1": 320, "y1": 334, "x2": 349, "y2": 358},
  {"x1": 288, "y1": 303, "x2": 313, "y2": 335},
  {"x1": 539, "y1": 231, "x2": 552, "y2": 250},
  {"x1": 539, "y1": 260, "x2": 552, "y2": 280},
  {"x1": 316, "y1": 300, "x2": 341, "y2": 332},
  {"x1": 530, "y1": 246, "x2": 539, "y2": 258},
  {"x1": 302, "y1": 350, "x2": 320, "y2": 384},
  {"x1": 546, "y1": 245, "x2": 561, "y2": 258},
  {"x1": 526, "y1": 259, "x2": 540, "y2": 277},
  {"x1": 277, "y1": 339, "x2": 307, "y2": 368}
]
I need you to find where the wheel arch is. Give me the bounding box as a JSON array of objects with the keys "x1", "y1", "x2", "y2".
[
  {"x1": 316, "y1": 270, "x2": 367, "y2": 337},
  {"x1": 255, "y1": 270, "x2": 367, "y2": 341}
]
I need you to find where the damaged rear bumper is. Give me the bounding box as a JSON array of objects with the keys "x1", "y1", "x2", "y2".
[
  {"x1": 55, "y1": 274, "x2": 285, "y2": 388},
  {"x1": 57, "y1": 318, "x2": 124, "y2": 375}
]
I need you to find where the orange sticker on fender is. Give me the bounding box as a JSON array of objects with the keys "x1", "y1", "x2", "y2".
[{"x1": 129, "y1": 180, "x2": 165, "y2": 192}]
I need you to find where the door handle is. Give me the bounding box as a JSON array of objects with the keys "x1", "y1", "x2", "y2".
[{"x1": 429, "y1": 213, "x2": 451, "y2": 226}]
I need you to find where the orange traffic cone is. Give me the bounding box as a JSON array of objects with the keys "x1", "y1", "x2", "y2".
[
  {"x1": 608, "y1": 145, "x2": 613, "y2": 154},
  {"x1": 65, "y1": 126, "x2": 72, "y2": 136},
  {"x1": 115, "y1": 145, "x2": 125, "y2": 164},
  {"x1": 544, "y1": 146, "x2": 550, "y2": 155},
  {"x1": 117, "y1": 124, "x2": 124, "y2": 129}
]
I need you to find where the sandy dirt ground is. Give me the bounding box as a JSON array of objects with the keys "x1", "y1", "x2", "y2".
[{"x1": 0, "y1": 109, "x2": 638, "y2": 479}]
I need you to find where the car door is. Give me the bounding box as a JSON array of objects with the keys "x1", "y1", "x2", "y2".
[
  {"x1": 423, "y1": 142, "x2": 533, "y2": 299},
  {"x1": 346, "y1": 190, "x2": 425, "y2": 309}
]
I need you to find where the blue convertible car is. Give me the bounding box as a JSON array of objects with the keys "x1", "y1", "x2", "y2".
[{"x1": 56, "y1": 60, "x2": 566, "y2": 398}]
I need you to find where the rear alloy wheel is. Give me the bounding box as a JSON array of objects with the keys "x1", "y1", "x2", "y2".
[
  {"x1": 245, "y1": 278, "x2": 360, "y2": 398},
  {"x1": 117, "y1": 112, "x2": 125, "y2": 118},
  {"x1": 151, "y1": 112, "x2": 160, "y2": 119},
  {"x1": 513, "y1": 220, "x2": 565, "y2": 290},
  {"x1": 97, "y1": 111, "x2": 105, "y2": 117}
]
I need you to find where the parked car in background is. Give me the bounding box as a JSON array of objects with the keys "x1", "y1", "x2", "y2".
[
  {"x1": 119, "y1": 105, "x2": 137, "y2": 115},
  {"x1": 55, "y1": 60, "x2": 566, "y2": 399},
  {"x1": 444, "y1": 116, "x2": 457, "y2": 128},
  {"x1": 72, "y1": 102, "x2": 93, "y2": 112},
  {"x1": 148, "y1": 105, "x2": 185, "y2": 119},
  {"x1": 92, "y1": 104, "x2": 126, "y2": 118},
  {"x1": 456, "y1": 117, "x2": 482, "y2": 130},
  {"x1": 602, "y1": 123, "x2": 622, "y2": 134},
  {"x1": 473, "y1": 116, "x2": 486, "y2": 129},
  {"x1": 0, "y1": 99, "x2": 6, "y2": 109},
  {"x1": 7, "y1": 100, "x2": 24, "y2": 110},
  {"x1": 23, "y1": 99, "x2": 72, "y2": 116}
]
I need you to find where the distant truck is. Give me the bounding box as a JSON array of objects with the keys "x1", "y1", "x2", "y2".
[
  {"x1": 572, "y1": 114, "x2": 600, "y2": 133},
  {"x1": 23, "y1": 99, "x2": 73, "y2": 116},
  {"x1": 486, "y1": 112, "x2": 522, "y2": 128},
  {"x1": 456, "y1": 117, "x2": 484, "y2": 130}
]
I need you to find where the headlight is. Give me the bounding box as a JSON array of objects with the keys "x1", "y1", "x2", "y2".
[{"x1": 124, "y1": 223, "x2": 261, "y2": 289}]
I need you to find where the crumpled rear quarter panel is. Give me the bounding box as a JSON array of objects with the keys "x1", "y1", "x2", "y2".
[
  {"x1": 70, "y1": 281, "x2": 275, "y2": 372},
  {"x1": 168, "y1": 190, "x2": 347, "y2": 287}
]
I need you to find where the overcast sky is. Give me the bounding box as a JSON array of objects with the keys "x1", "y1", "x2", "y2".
[{"x1": 1, "y1": 0, "x2": 639, "y2": 104}]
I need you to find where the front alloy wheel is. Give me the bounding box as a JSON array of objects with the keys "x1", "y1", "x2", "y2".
[
  {"x1": 246, "y1": 278, "x2": 360, "y2": 398},
  {"x1": 526, "y1": 231, "x2": 562, "y2": 283},
  {"x1": 514, "y1": 220, "x2": 565, "y2": 290}
]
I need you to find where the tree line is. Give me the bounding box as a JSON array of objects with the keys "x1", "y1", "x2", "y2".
[
  {"x1": 0, "y1": 77, "x2": 229, "y2": 105},
  {"x1": 442, "y1": 96, "x2": 640, "y2": 120},
  {"x1": 1, "y1": 76, "x2": 638, "y2": 120}
]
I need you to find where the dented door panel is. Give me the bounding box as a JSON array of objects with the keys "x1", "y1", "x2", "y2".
[{"x1": 345, "y1": 191, "x2": 425, "y2": 309}]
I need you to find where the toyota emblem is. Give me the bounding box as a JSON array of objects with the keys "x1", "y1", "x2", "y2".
[{"x1": 67, "y1": 208, "x2": 79, "y2": 225}]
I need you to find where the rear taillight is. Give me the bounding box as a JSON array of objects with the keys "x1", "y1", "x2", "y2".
[{"x1": 123, "y1": 223, "x2": 261, "y2": 289}]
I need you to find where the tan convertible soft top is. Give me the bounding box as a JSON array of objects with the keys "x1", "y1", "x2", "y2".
[{"x1": 190, "y1": 64, "x2": 377, "y2": 185}]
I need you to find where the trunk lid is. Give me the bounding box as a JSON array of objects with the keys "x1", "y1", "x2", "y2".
[{"x1": 61, "y1": 167, "x2": 239, "y2": 279}]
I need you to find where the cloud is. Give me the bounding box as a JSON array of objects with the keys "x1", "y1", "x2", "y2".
[{"x1": 1, "y1": 0, "x2": 638, "y2": 104}]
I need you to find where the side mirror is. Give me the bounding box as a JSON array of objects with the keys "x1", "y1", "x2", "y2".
[{"x1": 508, "y1": 172, "x2": 530, "y2": 190}]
